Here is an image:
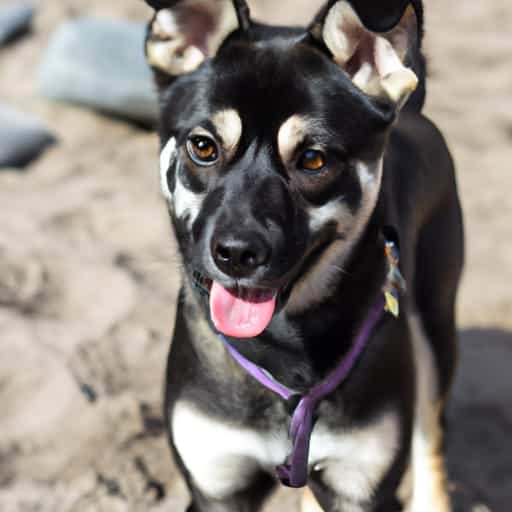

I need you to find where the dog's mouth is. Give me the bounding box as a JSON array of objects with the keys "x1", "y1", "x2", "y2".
[
  {"x1": 192, "y1": 272, "x2": 277, "y2": 339},
  {"x1": 190, "y1": 227, "x2": 340, "y2": 339}
]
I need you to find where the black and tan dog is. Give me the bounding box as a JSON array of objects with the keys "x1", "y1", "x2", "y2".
[{"x1": 143, "y1": 1, "x2": 464, "y2": 510}]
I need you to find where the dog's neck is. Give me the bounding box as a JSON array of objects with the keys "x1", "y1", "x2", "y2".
[{"x1": 226, "y1": 218, "x2": 389, "y2": 392}]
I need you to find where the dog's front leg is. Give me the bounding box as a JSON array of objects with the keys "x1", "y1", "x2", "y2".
[
  {"x1": 301, "y1": 488, "x2": 324, "y2": 512},
  {"x1": 183, "y1": 471, "x2": 276, "y2": 512},
  {"x1": 171, "y1": 401, "x2": 279, "y2": 512},
  {"x1": 402, "y1": 315, "x2": 452, "y2": 512},
  {"x1": 178, "y1": 455, "x2": 276, "y2": 512}
]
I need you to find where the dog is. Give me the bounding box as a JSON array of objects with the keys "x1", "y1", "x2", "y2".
[{"x1": 142, "y1": 1, "x2": 464, "y2": 510}]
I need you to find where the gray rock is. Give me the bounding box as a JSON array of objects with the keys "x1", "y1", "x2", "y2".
[
  {"x1": 40, "y1": 18, "x2": 159, "y2": 126},
  {"x1": 0, "y1": 104, "x2": 55, "y2": 168},
  {"x1": 0, "y1": 3, "x2": 33, "y2": 45}
]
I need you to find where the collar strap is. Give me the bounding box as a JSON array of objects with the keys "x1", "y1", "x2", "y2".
[
  {"x1": 219, "y1": 239, "x2": 404, "y2": 488},
  {"x1": 220, "y1": 295, "x2": 385, "y2": 488}
]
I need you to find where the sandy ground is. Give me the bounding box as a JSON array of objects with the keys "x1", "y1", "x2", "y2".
[{"x1": 0, "y1": 0, "x2": 510, "y2": 511}]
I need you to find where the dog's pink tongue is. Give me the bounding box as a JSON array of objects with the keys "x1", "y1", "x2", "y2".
[{"x1": 210, "y1": 282, "x2": 276, "y2": 339}]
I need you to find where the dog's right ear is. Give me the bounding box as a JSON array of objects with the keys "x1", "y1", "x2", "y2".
[
  {"x1": 144, "y1": 0, "x2": 239, "y2": 88},
  {"x1": 309, "y1": 0, "x2": 420, "y2": 109}
]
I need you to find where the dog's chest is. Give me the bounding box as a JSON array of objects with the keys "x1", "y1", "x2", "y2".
[{"x1": 172, "y1": 401, "x2": 399, "y2": 501}]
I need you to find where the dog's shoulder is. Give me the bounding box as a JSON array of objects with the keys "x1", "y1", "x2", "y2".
[{"x1": 388, "y1": 113, "x2": 456, "y2": 189}]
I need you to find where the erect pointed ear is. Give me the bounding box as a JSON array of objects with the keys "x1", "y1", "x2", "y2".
[
  {"x1": 310, "y1": 1, "x2": 419, "y2": 109},
  {"x1": 145, "y1": 0, "x2": 242, "y2": 83}
]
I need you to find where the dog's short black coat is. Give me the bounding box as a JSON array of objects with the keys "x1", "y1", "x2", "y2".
[{"x1": 143, "y1": 1, "x2": 464, "y2": 510}]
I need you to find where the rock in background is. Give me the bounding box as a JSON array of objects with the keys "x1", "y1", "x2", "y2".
[
  {"x1": 40, "y1": 18, "x2": 159, "y2": 127},
  {"x1": 0, "y1": 104, "x2": 55, "y2": 168},
  {"x1": 0, "y1": 3, "x2": 33, "y2": 45}
]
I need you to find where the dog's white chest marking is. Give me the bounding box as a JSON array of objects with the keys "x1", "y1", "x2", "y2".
[
  {"x1": 172, "y1": 402, "x2": 398, "y2": 502},
  {"x1": 172, "y1": 402, "x2": 289, "y2": 498},
  {"x1": 159, "y1": 137, "x2": 205, "y2": 227},
  {"x1": 310, "y1": 412, "x2": 399, "y2": 504}
]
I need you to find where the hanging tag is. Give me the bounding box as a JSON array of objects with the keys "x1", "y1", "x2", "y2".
[
  {"x1": 384, "y1": 290, "x2": 400, "y2": 318},
  {"x1": 383, "y1": 239, "x2": 406, "y2": 318}
]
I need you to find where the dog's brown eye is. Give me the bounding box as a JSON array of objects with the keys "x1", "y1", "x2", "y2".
[
  {"x1": 299, "y1": 150, "x2": 326, "y2": 173},
  {"x1": 187, "y1": 136, "x2": 219, "y2": 166}
]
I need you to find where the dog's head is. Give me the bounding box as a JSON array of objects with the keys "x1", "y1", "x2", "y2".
[{"x1": 145, "y1": 0, "x2": 419, "y2": 339}]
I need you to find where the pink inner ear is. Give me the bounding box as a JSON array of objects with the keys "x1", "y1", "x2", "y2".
[
  {"x1": 176, "y1": 5, "x2": 218, "y2": 55},
  {"x1": 320, "y1": 1, "x2": 418, "y2": 104},
  {"x1": 345, "y1": 31, "x2": 403, "y2": 82},
  {"x1": 344, "y1": 31, "x2": 375, "y2": 78},
  {"x1": 147, "y1": 1, "x2": 240, "y2": 76}
]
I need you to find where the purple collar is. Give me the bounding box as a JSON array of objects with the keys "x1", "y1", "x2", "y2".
[
  {"x1": 218, "y1": 239, "x2": 404, "y2": 488},
  {"x1": 220, "y1": 294, "x2": 385, "y2": 488}
]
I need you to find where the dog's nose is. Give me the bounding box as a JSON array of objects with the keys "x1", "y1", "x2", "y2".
[{"x1": 211, "y1": 233, "x2": 270, "y2": 278}]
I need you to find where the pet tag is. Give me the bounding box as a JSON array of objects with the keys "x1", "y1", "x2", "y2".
[
  {"x1": 383, "y1": 239, "x2": 406, "y2": 318},
  {"x1": 384, "y1": 290, "x2": 400, "y2": 318}
]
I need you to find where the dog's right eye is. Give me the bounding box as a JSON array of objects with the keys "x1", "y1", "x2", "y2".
[{"x1": 187, "y1": 136, "x2": 219, "y2": 166}]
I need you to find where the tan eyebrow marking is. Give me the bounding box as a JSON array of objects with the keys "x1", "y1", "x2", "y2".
[
  {"x1": 278, "y1": 115, "x2": 312, "y2": 164},
  {"x1": 211, "y1": 109, "x2": 243, "y2": 153}
]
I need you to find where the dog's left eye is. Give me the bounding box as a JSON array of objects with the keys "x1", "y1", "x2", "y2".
[
  {"x1": 187, "y1": 136, "x2": 219, "y2": 166},
  {"x1": 299, "y1": 150, "x2": 326, "y2": 173}
]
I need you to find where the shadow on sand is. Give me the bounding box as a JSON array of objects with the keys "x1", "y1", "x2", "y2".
[{"x1": 447, "y1": 328, "x2": 512, "y2": 512}]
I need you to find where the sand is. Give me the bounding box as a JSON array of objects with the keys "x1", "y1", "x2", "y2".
[{"x1": 0, "y1": 0, "x2": 510, "y2": 510}]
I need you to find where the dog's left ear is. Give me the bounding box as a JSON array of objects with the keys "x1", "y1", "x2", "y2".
[
  {"x1": 145, "y1": 0, "x2": 241, "y2": 85},
  {"x1": 310, "y1": 0, "x2": 419, "y2": 109}
]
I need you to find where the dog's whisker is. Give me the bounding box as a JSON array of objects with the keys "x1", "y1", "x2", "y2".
[{"x1": 329, "y1": 264, "x2": 350, "y2": 277}]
